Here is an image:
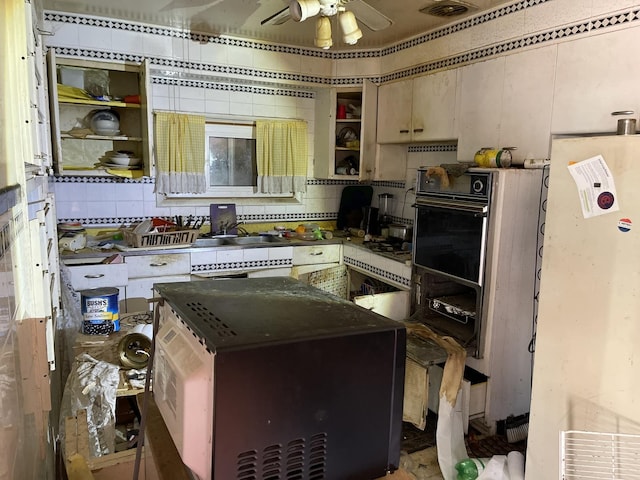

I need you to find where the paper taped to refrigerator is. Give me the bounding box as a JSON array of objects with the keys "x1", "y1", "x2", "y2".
[{"x1": 568, "y1": 154, "x2": 619, "y2": 218}]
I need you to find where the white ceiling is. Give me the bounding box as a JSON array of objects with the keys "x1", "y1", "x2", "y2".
[{"x1": 42, "y1": 0, "x2": 515, "y2": 50}]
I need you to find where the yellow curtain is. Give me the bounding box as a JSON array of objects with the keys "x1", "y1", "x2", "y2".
[
  {"x1": 154, "y1": 112, "x2": 206, "y2": 194},
  {"x1": 256, "y1": 120, "x2": 308, "y2": 194}
]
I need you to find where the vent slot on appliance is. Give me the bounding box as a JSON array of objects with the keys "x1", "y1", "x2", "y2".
[
  {"x1": 186, "y1": 301, "x2": 238, "y2": 338},
  {"x1": 235, "y1": 434, "x2": 327, "y2": 480}
]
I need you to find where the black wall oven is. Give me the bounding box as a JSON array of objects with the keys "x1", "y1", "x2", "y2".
[{"x1": 412, "y1": 169, "x2": 492, "y2": 356}]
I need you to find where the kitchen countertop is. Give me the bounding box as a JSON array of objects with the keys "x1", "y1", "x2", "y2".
[
  {"x1": 61, "y1": 234, "x2": 345, "y2": 260},
  {"x1": 60, "y1": 234, "x2": 413, "y2": 265}
]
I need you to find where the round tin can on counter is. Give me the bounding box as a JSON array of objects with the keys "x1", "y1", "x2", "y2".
[
  {"x1": 80, "y1": 287, "x2": 120, "y2": 335},
  {"x1": 474, "y1": 147, "x2": 516, "y2": 168}
]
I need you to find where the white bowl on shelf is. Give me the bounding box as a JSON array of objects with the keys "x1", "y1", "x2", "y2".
[
  {"x1": 108, "y1": 156, "x2": 141, "y2": 166},
  {"x1": 90, "y1": 110, "x2": 120, "y2": 135}
]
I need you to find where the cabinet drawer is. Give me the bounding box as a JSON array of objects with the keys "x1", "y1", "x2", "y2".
[
  {"x1": 293, "y1": 244, "x2": 341, "y2": 265},
  {"x1": 125, "y1": 274, "x2": 191, "y2": 312},
  {"x1": 66, "y1": 263, "x2": 128, "y2": 291},
  {"x1": 126, "y1": 253, "x2": 190, "y2": 278}
]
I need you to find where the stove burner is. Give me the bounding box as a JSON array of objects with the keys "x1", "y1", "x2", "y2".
[{"x1": 364, "y1": 242, "x2": 412, "y2": 262}]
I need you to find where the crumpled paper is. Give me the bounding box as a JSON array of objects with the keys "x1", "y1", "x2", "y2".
[{"x1": 59, "y1": 353, "x2": 120, "y2": 458}]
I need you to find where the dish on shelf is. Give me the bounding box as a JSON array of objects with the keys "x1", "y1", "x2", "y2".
[
  {"x1": 103, "y1": 150, "x2": 141, "y2": 166},
  {"x1": 336, "y1": 126, "x2": 358, "y2": 147},
  {"x1": 94, "y1": 129, "x2": 121, "y2": 136},
  {"x1": 100, "y1": 163, "x2": 141, "y2": 170},
  {"x1": 90, "y1": 109, "x2": 120, "y2": 135}
]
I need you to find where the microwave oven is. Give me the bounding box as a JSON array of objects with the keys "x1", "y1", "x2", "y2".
[{"x1": 152, "y1": 278, "x2": 406, "y2": 480}]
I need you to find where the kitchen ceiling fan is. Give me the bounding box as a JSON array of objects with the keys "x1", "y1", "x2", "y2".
[{"x1": 261, "y1": 0, "x2": 392, "y2": 49}]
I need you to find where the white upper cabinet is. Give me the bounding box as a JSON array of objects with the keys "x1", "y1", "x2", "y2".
[
  {"x1": 411, "y1": 69, "x2": 458, "y2": 142},
  {"x1": 314, "y1": 79, "x2": 378, "y2": 181},
  {"x1": 47, "y1": 49, "x2": 153, "y2": 177},
  {"x1": 377, "y1": 69, "x2": 458, "y2": 144},
  {"x1": 456, "y1": 57, "x2": 505, "y2": 161},
  {"x1": 552, "y1": 27, "x2": 640, "y2": 136},
  {"x1": 498, "y1": 45, "x2": 556, "y2": 163},
  {"x1": 376, "y1": 78, "x2": 413, "y2": 144}
]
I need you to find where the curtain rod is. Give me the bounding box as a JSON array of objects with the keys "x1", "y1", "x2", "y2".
[{"x1": 153, "y1": 110, "x2": 307, "y2": 125}]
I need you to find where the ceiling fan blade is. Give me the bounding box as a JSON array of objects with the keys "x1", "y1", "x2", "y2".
[
  {"x1": 261, "y1": 6, "x2": 291, "y2": 26},
  {"x1": 346, "y1": 0, "x2": 392, "y2": 31}
]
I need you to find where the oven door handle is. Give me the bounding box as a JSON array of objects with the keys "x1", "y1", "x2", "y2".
[{"x1": 413, "y1": 198, "x2": 488, "y2": 216}]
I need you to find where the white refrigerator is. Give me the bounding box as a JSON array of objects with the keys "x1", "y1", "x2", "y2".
[{"x1": 526, "y1": 135, "x2": 640, "y2": 479}]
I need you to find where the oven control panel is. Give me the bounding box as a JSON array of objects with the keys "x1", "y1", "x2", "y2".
[{"x1": 417, "y1": 168, "x2": 492, "y2": 202}]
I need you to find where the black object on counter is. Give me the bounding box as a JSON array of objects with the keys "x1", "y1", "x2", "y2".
[{"x1": 337, "y1": 185, "x2": 373, "y2": 230}]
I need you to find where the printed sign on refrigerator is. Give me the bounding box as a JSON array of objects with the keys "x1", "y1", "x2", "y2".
[{"x1": 568, "y1": 154, "x2": 620, "y2": 218}]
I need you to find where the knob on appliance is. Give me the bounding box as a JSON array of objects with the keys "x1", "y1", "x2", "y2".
[{"x1": 471, "y1": 175, "x2": 488, "y2": 195}]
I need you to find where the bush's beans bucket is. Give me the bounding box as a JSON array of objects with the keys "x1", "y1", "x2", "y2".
[{"x1": 80, "y1": 287, "x2": 119, "y2": 335}]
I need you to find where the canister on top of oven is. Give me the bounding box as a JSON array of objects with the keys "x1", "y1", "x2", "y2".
[{"x1": 474, "y1": 147, "x2": 516, "y2": 168}]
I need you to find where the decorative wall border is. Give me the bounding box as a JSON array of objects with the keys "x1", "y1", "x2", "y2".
[
  {"x1": 408, "y1": 144, "x2": 457, "y2": 153},
  {"x1": 151, "y1": 76, "x2": 315, "y2": 99},
  {"x1": 343, "y1": 256, "x2": 411, "y2": 289},
  {"x1": 45, "y1": 0, "x2": 555, "y2": 61},
  {"x1": 58, "y1": 212, "x2": 340, "y2": 226},
  {"x1": 46, "y1": 4, "x2": 640, "y2": 89},
  {"x1": 53, "y1": 176, "x2": 408, "y2": 187},
  {"x1": 191, "y1": 257, "x2": 293, "y2": 273},
  {"x1": 53, "y1": 176, "x2": 154, "y2": 184}
]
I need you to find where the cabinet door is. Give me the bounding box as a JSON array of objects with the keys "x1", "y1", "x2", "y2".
[
  {"x1": 412, "y1": 69, "x2": 458, "y2": 142},
  {"x1": 499, "y1": 45, "x2": 556, "y2": 163},
  {"x1": 125, "y1": 274, "x2": 191, "y2": 312},
  {"x1": 456, "y1": 57, "x2": 505, "y2": 161},
  {"x1": 359, "y1": 79, "x2": 377, "y2": 181},
  {"x1": 552, "y1": 27, "x2": 640, "y2": 135},
  {"x1": 376, "y1": 79, "x2": 413, "y2": 144}
]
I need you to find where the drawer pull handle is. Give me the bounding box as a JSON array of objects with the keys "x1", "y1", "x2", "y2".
[
  {"x1": 84, "y1": 274, "x2": 105, "y2": 279},
  {"x1": 413, "y1": 128, "x2": 424, "y2": 133},
  {"x1": 399, "y1": 129, "x2": 410, "y2": 134},
  {"x1": 311, "y1": 252, "x2": 323, "y2": 256},
  {"x1": 150, "y1": 262, "x2": 168, "y2": 267}
]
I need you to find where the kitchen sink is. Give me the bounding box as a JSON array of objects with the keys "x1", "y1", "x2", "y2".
[
  {"x1": 192, "y1": 235, "x2": 288, "y2": 247},
  {"x1": 192, "y1": 237, "x2": 233, "y2": 247},
  {"x1": 229, "y1": 235, "x2": 288, "y2": 245}
]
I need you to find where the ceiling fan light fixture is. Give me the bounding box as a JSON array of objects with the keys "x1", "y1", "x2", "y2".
[
  {"x1": 314, "y1": 16, "x2": 333, "y2": 49},
  {"x1": 338, "y1": 10, "x2": 362, "y2": 45},
  {"x1": 289, "y1": 0, "x2": 321, "y2": 22}
]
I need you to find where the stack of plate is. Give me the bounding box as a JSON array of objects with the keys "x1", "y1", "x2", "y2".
[
  {"x1": 100, "y1": 150, "x2": 142, "y2": 170},
  {"x1": 57, "y1": 222, "x2": 86, "y2": 237}
]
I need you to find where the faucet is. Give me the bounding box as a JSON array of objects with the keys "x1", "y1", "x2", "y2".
[{"x1": 218, "y1": 221, "x2": 246, "y2": 236}]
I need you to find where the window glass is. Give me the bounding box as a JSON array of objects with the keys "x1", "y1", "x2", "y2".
[{"x1": 208, "y1": 136, "x2": 256, "y2": 186}]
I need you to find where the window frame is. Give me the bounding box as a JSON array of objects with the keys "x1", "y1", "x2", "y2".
[{"x1": 159, "y1": 120, "x2": 298, "y2": 202}]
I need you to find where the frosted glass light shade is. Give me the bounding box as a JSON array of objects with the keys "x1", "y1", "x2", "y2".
[
  {"x1": 314, "y1": 16, "x2": 333, "y2": 49},
  {"x1": 339, "y1": 10, "x2": 362, "y2": 45},
  {"x1": 289, "y1": 0, "x2": 321, "y2": 22}
]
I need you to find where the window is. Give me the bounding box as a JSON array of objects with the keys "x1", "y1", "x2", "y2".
[{"x1": 205, "y1": 123, "x2": 257, "y2": 196}]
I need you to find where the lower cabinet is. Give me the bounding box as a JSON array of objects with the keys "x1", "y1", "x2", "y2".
[
  {"x1": 62, "y1": 260, "x2": 128, "y2": 311},
  {"x1": 124, "y1": 253, "x2": 190, "y2": 312},
  {"x1": 126, "y1": 274, "x2": 191, "y2": 312}
]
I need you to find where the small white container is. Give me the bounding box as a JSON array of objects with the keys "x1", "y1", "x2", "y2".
[{"x1": 60, "y1": 66, "x2": 85, "y2": 89}]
